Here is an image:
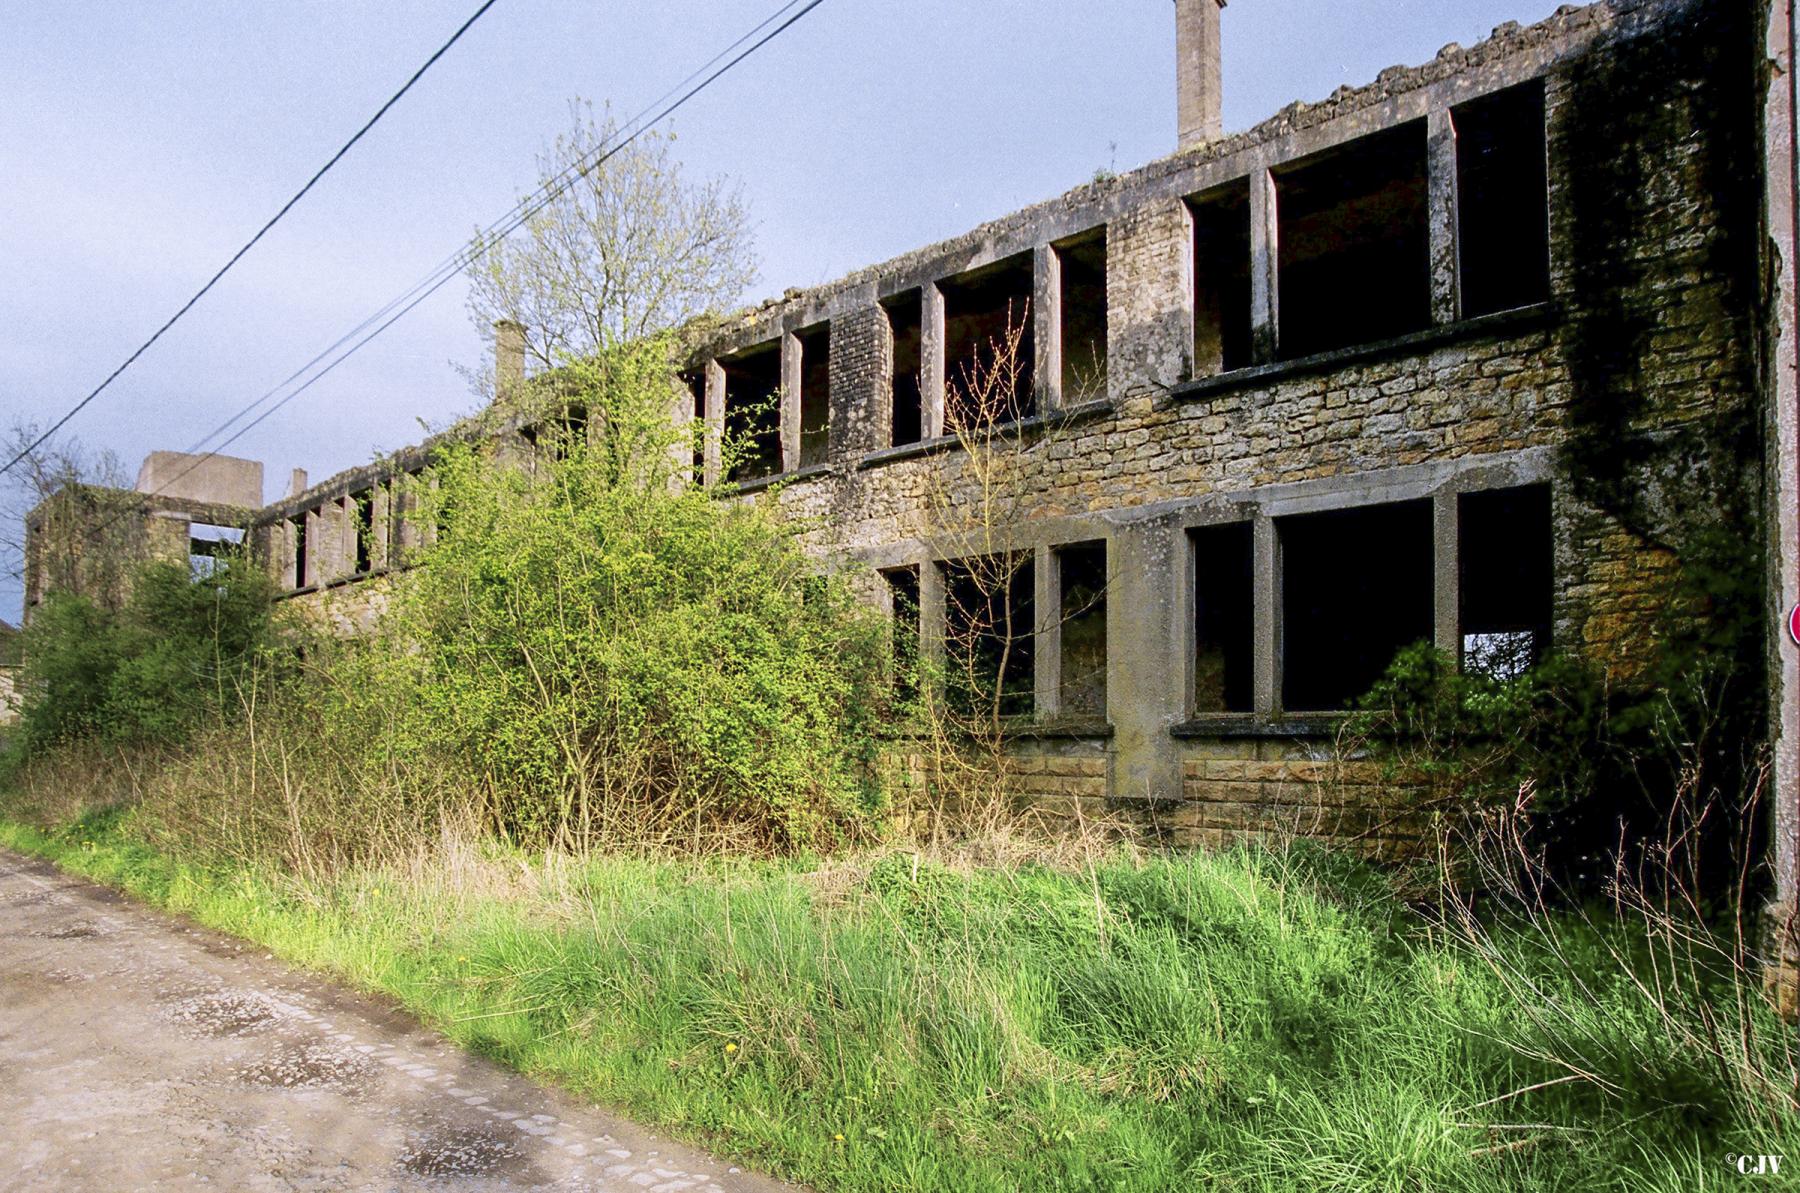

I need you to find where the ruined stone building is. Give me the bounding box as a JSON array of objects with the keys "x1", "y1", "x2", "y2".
[{"x1": 21, "y1": 0, "x2": 1800, "y2": 968}]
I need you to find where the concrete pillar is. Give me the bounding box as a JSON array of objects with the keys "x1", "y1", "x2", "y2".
[
  {"x1": 1252, "y1": 511, "x2": 1278, "y2": 714},
  {"x1": 919, "y1": 559, "x2": 946, "y2": 670},
  {"x1": 1033, "y1": 244, "x2": 1063, "y2": 414},
  {"x1": 1107, "y1": 519, "x2": 1182, "y2": 801},
  {"x1": 780, "y1": 330, "x2": 803, "y2": 473},
  {"x1": 1428, "y1": 108, "x2": 1462, "y2": 325},
  {"x1": 275, "y1": 520, "x2": 297, "y2": 589},
  {"x1": 1034, "y1": 544, "x2": 1061, "y2": 719},
  {"x1": 1761, "y1": 0, "x2": 1800, "y2": 1012},
  {"x1": 1175, "y1": 0, "x2": 1226, "y2": 151},
  {"x1": 333, "y1": 498, "x2": 355, "y2": 580},
  {"x1": 703, "y1": 359, "x2": 725, "y2": 487},
  {"x1": 922, "y1": 282, "x2": 947, "y2": 439},
  {"x1": 1433, "y1": 490, "x2": 1460, "y2": 660},
  {"x1": 1249, "y1": 168, "x2": 1280, "y2": 364},
  {"x1": 302, "y1": 507, "x2": 324, "y2": 587},
  {"x1": 393, "y1": 475, "x2": 421, "y2": 561},
  {"x1": 1106, "y1": 199, "x2": 1194, "y2": 398},
  {"x1": 371, "y1": 482, "x2": 392, "y2": 571}
]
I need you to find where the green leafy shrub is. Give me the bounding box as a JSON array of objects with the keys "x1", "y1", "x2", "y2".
[
  {"x1": 381, "y1": 344, "x2": 890, "y2": 852},
  {"x1": 4, "y1": 554, "x2": 284, "y2": 761},
  {"x1": 1345, "y1": 643, "x2": 1607, "y2": 819}
]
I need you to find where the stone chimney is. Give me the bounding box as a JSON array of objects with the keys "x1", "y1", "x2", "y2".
[
  {"x1": 494, "y1": 319, "x2": 527, "y2": 405},
  {"x1": 1175, "y1": 0, "x2": 1226, "y2": 151}
]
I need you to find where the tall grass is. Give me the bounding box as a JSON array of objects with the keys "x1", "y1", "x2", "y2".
[{"x1": 4, "y1": 806, "x2": 1792, "y2": 1192}]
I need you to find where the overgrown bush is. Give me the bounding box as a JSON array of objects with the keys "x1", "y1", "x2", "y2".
[
  {"x1": 92, "y1": 342, "x2": 893, "y2": 865},
  {"x1": 3, "y1": 554, "x2": 284, "y2": 765},
  {"x1": 382, "y1": 406, "x2": 891, "y2": 851}
]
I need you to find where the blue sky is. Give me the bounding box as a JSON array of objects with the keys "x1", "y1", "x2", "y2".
[{"x1": 1, "y1": 0, "x2": 1568, "y2": 621}]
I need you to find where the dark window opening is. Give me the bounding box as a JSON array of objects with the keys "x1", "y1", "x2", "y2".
[
  {"x1": 291, "y1": 517, "x2": 307, "y2": 587},
  {"x1": 798, "y1": 325, "x2": 831, "y2": 468},
  {"x1": 1058, "y1": 541, "x2": 1107, "y2": 719},
  {"x1": 1276, "y1": 121, "x2": 1430, "y2": 358},
  {"x1": 1456, "y1": 81, "x2": 1550, "y2": 318},
  {"x1": 943, "y1": 254, "x2": 1035, "y2": 429},
  {"x1": 521, "y1": 405, "x2": 587, "y2": 462},
  {"x1": 1057, "y1": 233, "x2": 1108, "y2": 402},
  {"x1": 188, "y1": 523, "x2": 243, "y2": 581},
  {"x1": 1190, "y1": 180, "x2": 1253, "y2": 375},
  {"x1": 351, "y1": 490, "x2": 374, "y2": 574},
  {"x1": 942, "y1": 553, "x2": 1035, "y2": 719},
  {"x1": 721, "y1": 344, "x2": 782, "y2": 482},
  {"x1": 885, "y1": 292, "x2": 923, "y2": 447},
  {"x1": 1280, "y1": 499, "x2": 1434, "y2": 711},
  {"x1": 1459, "y1": 484, "x2": 1553, "y2": 679},
  {"x1": 1192, "y1": 521, "x2": 1254, "y2": 713},
  {"x1": 882, "y1": 565, "x2": 921, "y2": 700}
]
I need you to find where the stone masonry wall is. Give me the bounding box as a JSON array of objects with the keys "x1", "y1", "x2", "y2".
[{"x1": 232, "y1": 0, "x2": 1763, "y2": 857}]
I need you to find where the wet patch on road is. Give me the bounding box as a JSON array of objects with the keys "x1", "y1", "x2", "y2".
[
  {"x1": 397, "y1": 1124, "x2": 538, "y2": 1181},
  {"x1": 167, "y1": 990, "x2": 289, "y2": 1038},
  {"x1": 38, "y1": 921, "x2": 106, "y2": 940},
  {"x1": 232, "y1": 1040, "x2": 378, "y2": 1090}
]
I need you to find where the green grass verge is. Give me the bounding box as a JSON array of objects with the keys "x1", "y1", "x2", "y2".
[{"x1": 3, "y1": 810, "x2": 1794, "y2": 1192}]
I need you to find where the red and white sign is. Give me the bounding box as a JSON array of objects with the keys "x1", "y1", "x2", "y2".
[{"x1": 1790, "y1": 604, "x2": 1800, "y2": 647}]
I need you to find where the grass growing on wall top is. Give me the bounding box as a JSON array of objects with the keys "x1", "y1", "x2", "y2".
[{"x1": 4, "y1": 811, "x2": 1793, "y2": 1193}]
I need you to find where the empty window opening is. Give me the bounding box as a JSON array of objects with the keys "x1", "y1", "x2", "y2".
[
  {"x1": 882, "y1": 565, "x2": 921, "y2": 699},
  {"x1": 798, "y1": 325, "x2": 831, "y2": 469},
  {"x1": 1275, "y1": 122, "x2": 1430, "y2": 358},
  {"x1": 521, "y1": 404, "x2": 589, "y2": 462},
  {"x1": 188, "y1": 523, "x2": 244, "y2": 581},
  {"x1": 1057, "y1": 234, "x2": 1108, "y2": 402},
  {"x1": 1280, "y1": 499, "x2": 1434, "y2": 711},
  {"x1": 1190, "y1": 180, "x2": 1253, "y2": 375},
  {"x1": 290, "y1": 517, "x2": 307, "y2": 587},
  {"x1": 1057, "y1": 541, "x2": 1107, "y2": 719},
  {"x1": 941, "y1": 553, "x2": 1035, "y2": 719},
  {"x1": 885, "y1": 292, "x2": 923, "y2": 447},
  {"x1": 721, "y1": 343, "x2": 783, "y2": 482},
  {"x1": 942, "y1": 254, "x2": 1035, "y2": 429},
  {"x1": 350, "y1": 490, "x2": 375, "y2": 574},
  {"x1": 1192, "y1": 521, "x2": 1255, "y2": 713},
  {"x1": 1455, "y1": 81, "x2": 1550, "y2": 318},
  {"x1": 1459, "y1": 484, "x2": 1553, "y2": 679}
]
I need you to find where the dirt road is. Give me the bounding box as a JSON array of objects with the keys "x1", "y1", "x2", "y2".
[{"x1": 0, "y1": 849, "x2": 800, "y2": 1192}]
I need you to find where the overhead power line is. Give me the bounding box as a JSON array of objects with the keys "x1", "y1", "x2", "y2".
[
  {"x1": 188, "y1": 0, "x2": 821, "y2": 459},
  {"x1": 144, "y1": 0, "x2": 831, "y2": 506},
  {"x1": 0, "y1": 0, "x2": 503, "y2": 480}
]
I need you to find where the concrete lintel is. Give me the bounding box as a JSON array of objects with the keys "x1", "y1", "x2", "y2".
[
  {"x1": 1428, "y1": 107, "x2": 1462, "y2": 325},
  {"x1": 1034, "y1": 244, "x2": 1063, "y2": 413},
  {"x1": 922, "y1": 282, "x2": 947, "y2": 439},
  {"x1": 1249, "y1": 168, "x2": 1279, "y2": 364}
]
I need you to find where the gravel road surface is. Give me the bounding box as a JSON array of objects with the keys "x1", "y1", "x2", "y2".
[{"x1": 0, "y1": 848, "x2": 800, "y2": 1192}]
